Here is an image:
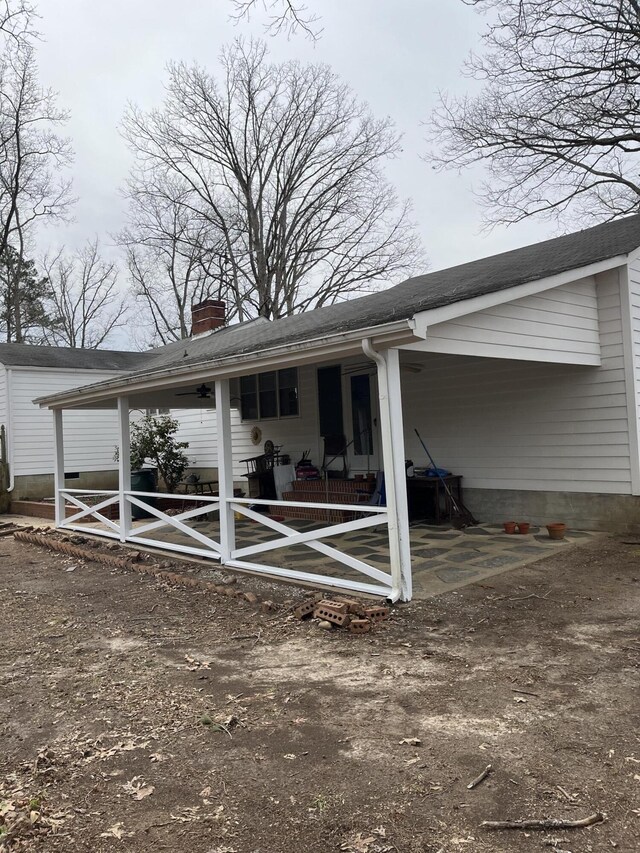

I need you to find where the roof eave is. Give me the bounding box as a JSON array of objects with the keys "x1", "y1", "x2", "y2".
[
  {"x1": 414, "y1": 253, "x2": 628, "y2": 328},
  {"x1": 36, "y1": 318, "x2": 424, "y2": 409}
]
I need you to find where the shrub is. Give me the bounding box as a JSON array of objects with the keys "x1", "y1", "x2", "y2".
[{"x1": 128, "y1": 414, "x2": 190, "y2": 493}]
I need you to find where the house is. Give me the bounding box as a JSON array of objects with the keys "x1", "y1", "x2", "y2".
[
  {"x1": 0, "y1": 345, "x2": 153, "y2": 500},
  {"x1": 34, "y1": 214, "x2": 640, "y2": 601}
]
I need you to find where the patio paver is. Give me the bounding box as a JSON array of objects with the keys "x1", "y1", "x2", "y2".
[{"x1": 125, "y1": 514, "x2": 600, "y2": 599}]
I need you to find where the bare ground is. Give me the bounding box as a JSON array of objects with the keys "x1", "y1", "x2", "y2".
[{"x1": 0, "y1": 534, "x2": 638, "y2": 852}]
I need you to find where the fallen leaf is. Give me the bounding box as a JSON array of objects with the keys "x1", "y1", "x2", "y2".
[
  {"x1": 123, "y1": 776, "x2": 155, "y2": 800},
  {"x1": 283, "y1": 753, "x2": 296, "y2": 760},
  {"x1": 514, "y1": 697, "x2": 527, "y2": 703},
  {"x1": 134, "y1": 785, "x2": 154, "y2": 800},
  {"x1": 99, "y1": 822, "x2": 128, "y2": 840},
  {"x1": 399, "y1": 737, "x2": 422, "y2": 746}
]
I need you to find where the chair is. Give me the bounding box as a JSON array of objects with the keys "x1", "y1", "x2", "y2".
[
  {"x1": 368, "y1": 471, "x2": 386, "y2": 507},
  {"x1": 322, "y1": 434, "x2": 348, "y2": 478}
]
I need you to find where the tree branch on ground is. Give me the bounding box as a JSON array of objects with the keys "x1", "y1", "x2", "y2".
[{"x1": 428, "y1": 0, "x2": 640, "y2": 226}]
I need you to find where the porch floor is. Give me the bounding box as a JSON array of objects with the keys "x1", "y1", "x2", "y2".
[{"x1": 131, "y1": 516, "x2": 599, "y2": 599}]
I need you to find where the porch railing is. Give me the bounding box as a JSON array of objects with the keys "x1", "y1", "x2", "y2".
[
  {"x1": 55, "y1": 489, "x2": 392, "y2": 597},
  {"x1": 125, "y1": 491, "x2": 221, "y2": 559},
  {"x1": 226, "y1": 497, "x2": 391, "y2": 597},
  {"x1": 59, "y1": 489, "x2": 121, "y2": 539}
]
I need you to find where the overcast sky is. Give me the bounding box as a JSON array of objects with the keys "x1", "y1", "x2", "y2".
[{"x1": 35, "y1": 0, "x2": 554, "y2": 281}]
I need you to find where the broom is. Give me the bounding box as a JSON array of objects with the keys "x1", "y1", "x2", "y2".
[{"x1": 414, "y1": 428, "x2": 478, "y2": 528}]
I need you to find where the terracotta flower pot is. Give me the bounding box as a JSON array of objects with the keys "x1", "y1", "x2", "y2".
[
  {"x1": 546, "y1": 522, "x2": 567, "y2": 541},
  {"x1": 517, "y1": 522, "x2": 530, "y2": 534},
  {"x1": 503, "y1": 521, "x2": 517, "y2": 534}
]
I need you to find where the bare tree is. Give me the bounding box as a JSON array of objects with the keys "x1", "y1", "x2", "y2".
[
  {"x1": 230, "y1": 0, "x2": 321, "y2": 40},
  {"x1": 120, "y1": 174, "x2": 241, "y2": 343},
  {"x1": 0, "y1": 1, "x2": 36, "y2": 44},
  {"x1": 0, "y1": 41, "x2": 73, "y2": 291},
  {"x1": 40, "y1": 239, "x2": 127, "y2": 348},
  {"x1": 122, "y1": 40, "x2": 422, "y2": 326},
  {"x1": 429, "y1": 0, "x2": 640, "y2": 226}
]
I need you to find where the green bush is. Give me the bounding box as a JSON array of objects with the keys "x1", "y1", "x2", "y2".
[{"x1": 128, "y1": 414, "x2": 190, "y2": 493}]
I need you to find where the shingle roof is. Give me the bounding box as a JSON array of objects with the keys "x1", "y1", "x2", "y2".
[
  {"x1": 35, "y1": 212, "x2": 640, "y2": 404},
  {"x1": 0, "y1": 343, "x2": 154, "y2": 371},
  {"x1": 133, "y1": 212, "x2": 640, "y2": 376}
]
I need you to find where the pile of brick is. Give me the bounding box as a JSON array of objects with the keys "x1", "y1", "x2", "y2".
[{"x1": 294, "y1": 595, "x2": 389, "y2": 634}]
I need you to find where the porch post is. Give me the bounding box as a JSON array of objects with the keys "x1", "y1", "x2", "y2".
[
  {"x1": 364, "y1": 341, "x2": 412, "y2": 601},
  {"x1": 117, "y1": 397, "x2": 131, "y2": 542},
  {"x1": 384, "y1": 349, "x2": 412, "y2": 601},
  {"x1": 215, "y1": 378, "x2": 236, "y2": 562},
  {"x1": 52, "y1": 408, "x2": 65, "y2": 527}
]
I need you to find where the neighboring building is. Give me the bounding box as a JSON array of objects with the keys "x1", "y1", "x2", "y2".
[{"x1": 0, "y1": 345, "x2": 154, "y2": 499}]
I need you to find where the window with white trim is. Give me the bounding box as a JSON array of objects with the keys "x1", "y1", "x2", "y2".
[{"x1": 240, "y1": 368, "x2": 299, "y2": 420}]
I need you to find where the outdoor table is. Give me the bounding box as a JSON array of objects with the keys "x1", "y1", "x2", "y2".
[{"x1": 406, "y1": 475, "x2": 463, "y2": 524}]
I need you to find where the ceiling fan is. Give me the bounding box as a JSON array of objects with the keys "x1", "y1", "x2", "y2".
[{"x1": 175, "y1": 383, "x2": 213, "y2": 400}]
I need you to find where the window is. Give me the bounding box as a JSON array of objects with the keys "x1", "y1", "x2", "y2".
[
  {"x1": 145, "y1": 407, "x2": 170, "y2": 416},
  {"x1": 350, "y1": 374, "x2": 373, "y2": 455},
  {"x1": 240, "y1": 368, "x2": 299, "y2": 420}
]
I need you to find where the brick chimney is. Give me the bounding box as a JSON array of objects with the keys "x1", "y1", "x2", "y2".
[{"x1": 191, "y1": 299, "x2": 226, "y2": 336}]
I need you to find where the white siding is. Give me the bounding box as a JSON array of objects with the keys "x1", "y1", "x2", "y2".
[
  {"x1": 9, "y1": 368, "x2": 122, "y2": 476},
  {"x1": 407, "y1": 277, "x2": 601, "y2": 365},
  {"x1": 400, "y1": 269, "x2": 631, "y2": 494},
  {"x1": 0, "y1": 366, "x2": 7, "y2": 429},
  {"x1": 625, "y1": 248, "x2": 640, "y2": 493}
]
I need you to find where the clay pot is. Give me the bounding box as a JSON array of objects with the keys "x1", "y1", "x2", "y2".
[
  {"x1": 503, "y1": 521, "x2": 517, "y2": 534},
  {"x1": 516, "y1": 522, "x2": 530, "y2": 535},
  {"x1": 546, "y1": 522, "x2": 567, "y2": 541}
]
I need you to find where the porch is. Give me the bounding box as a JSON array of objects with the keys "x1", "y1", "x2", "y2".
[{"x1": 53, "y1": 489, "x2": 596, "y2": 598}]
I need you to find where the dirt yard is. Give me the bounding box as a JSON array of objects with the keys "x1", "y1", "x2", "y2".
[{"x1": 0, "y1": 533, "x2": 638, "y2": 852}]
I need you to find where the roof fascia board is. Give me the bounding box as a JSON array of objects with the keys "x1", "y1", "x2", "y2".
[
  {"x1": 412, "y1": 255, "x2": 626, "y2": 329},
  {"x1": 37, "y1": 319, "x2": 421, "y2": 409}
]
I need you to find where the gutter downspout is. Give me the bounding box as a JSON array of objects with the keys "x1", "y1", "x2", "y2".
[
  {"x1": 6, "y1": 368, "x2": 14, "y2": 492},
  {"x1": 362, "y1": 338, "x2": 403, "y2": 603}
]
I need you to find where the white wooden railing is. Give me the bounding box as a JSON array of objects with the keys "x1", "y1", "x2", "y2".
[
  {"x1": 60, "y1": 489, "x2": 121, "y2": 539},
  {"x1": 125, "y1": 491, "x2": 221, "y2": 558},
  {"x1": 56, "y1": 489, "x2": 392, "y2": 598},
  {"x1": 226, "y1": 498, "x2": 391, "y2": 597}
]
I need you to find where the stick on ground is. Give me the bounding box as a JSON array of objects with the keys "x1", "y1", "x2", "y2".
[
  {"x1": 481, "y1": 812, "x2": 604, "y2": 831},
  {"x1": 467, "y1": 764, "x2": 492, "y2": 789}
]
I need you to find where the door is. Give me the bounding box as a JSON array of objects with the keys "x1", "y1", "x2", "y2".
[{"x1": 345, "y1": 371, "x2": 379, "y2": 473}]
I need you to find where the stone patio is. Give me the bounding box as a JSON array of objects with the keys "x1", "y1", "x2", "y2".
[{"x1": 134, "y1": 515, "x2": 599, "y2": 599}]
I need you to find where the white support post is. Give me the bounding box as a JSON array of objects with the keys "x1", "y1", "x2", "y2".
[
  {"x1": 384, "y1": 348, "x2": 413, "y2": 601},
  {"x1": 215, "y1": 378, "x2": 236, "y2": 562},
  {"x1": 52, "y1": 408, "x2": 65, "y2": 527},
  {"x1": 363, "y1": 340, "x2": 413, "y2": 602},
  {"x1": 117, "y1": 397, "x2": 131, "y2": 542}
]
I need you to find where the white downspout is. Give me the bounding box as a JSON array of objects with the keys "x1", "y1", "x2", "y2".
[{"x1": 362, "y1": 338, "x2": 406, "y2": 603}]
